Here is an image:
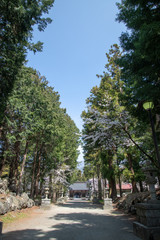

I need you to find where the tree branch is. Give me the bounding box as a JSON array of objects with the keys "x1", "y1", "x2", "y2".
[{"x1": 122, "y1": 127, "x2": 159, "y2": 168}]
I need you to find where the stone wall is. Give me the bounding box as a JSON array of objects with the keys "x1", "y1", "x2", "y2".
[
  {"x1": 0, "y1": 178, "x2": 34, "y2": 215},
  {"x1": 0, "y1": 192, "x2": 34, "y2": 215},
  {"x1": 116, "y1": 191, "x2": 150, "y2": 214}
]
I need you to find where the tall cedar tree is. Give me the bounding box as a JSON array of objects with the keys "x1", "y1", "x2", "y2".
[
  {"x1": 116, "y1": 0, "x2": 160, "y2": 113},
  {"x1": 0, "y1": 0, "x2": 54, "y2": 123},
  {"x1": 0, "y1": 67, "x2": 80, "y2": 196},
  {"x1": 116, "y1": 0, "x2": 160, "y2": 170}
]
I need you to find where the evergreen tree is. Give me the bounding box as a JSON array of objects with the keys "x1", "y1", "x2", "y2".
[
  {"x1": 116, "y1": 0, "x2": 160, "y2": 112},
  {"x1": 82, "y1": 44, "x2": 157, "y2": 198},
  {"x1": 116, "y1": 0, "x2": 160, "y2": 170},
  {"x1": 0, "y1": 0, "x2": 54, "y2": 123},
  {"x1": 0, "y1": 66, "x2": 80, "y2": 197}
]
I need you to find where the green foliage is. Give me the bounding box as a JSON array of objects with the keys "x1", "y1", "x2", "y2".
[
  {"x1": 116, "y1": 0, "x2": 160, "y2": 114},
  {"x1": 82, "y1": 43, "x2": 158, "y2": 193},
  {"x1": 70, "y1": 169, "x2": 87, "y2": 183},
  {"x1": 116, "y1": 0, "x2": 160, "y2": 171},
  {"x1": 0, "y1": 66, "x2": 80, "y2": 195},
  {"x1": 0, "y1": 0, "x2": 54, "y2": 123},
  {"x1": 122, "y1": 168, "x2": 133, "y2": 181},
  {"x1": 83, "y1": 162, "x2": 96, "y2": 180}
]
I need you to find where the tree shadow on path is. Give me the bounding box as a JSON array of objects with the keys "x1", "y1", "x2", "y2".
[
  {"x1": 58, "y1": 200, "x2": 103, "y2": 210},
  {"x1": 3, "y1": 201, "x2": 140, "y2": 240}
]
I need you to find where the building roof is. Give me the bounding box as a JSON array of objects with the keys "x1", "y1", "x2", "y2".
[{"x1": 69, "y1": 182, "x2": 89, "y2": 191}]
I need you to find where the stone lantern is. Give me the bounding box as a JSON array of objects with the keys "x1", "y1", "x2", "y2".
[
  {"x1": 44, "y1": 186, "x2": 49, "y2": 199},
  {"x1": 41, "y1": 184, "x2": 51, "y2": 207},
  {"x1": 133, "y1": 161, "x2": 160, "y2": 240},
  {"x1": 143, "y1": 161, "x2": 158, "y2": 203},
  {"x1": 103, "y1": 187, "x2": 112, "y2": 210}
]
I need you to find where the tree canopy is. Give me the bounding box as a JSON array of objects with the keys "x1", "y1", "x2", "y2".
[
  {"x1": 82, "y1": 43, "x2": 159, "y2": 199},
  {"x1": 0, "y1": 67, "x2": 80, "y2": 197},
  {"x1": 116, "y1": 0, "x2": 160, "y2": 113},
  {"x1": 0, "y1": 0, "x2": 54, "y2": 123}
]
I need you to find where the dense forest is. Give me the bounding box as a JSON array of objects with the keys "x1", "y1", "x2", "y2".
[
  {"x1": 0, "y1": 0, "x2": 160, "y2": 202},
  {"x1": 0, "y1": 0, "x2": 80, "y2": 200},
  {"x1": 81, "y1": 0, "x2": 160, "y2": 200},
  {"x1": 0, "y1": 66, "x2": 80, "y2": 198}
]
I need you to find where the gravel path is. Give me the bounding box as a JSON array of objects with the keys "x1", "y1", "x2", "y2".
[{"x1": 2, "y1": 200, "x2": 140, "y2": 240}]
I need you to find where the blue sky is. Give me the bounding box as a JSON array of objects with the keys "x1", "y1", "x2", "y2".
[{"x1": 27, "y1": 0, "x2": 126, "y2": 168}]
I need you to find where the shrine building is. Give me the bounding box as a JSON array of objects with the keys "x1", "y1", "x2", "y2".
[{"x1": 69, "y1": 182, "x2": 89, "y2": 198}]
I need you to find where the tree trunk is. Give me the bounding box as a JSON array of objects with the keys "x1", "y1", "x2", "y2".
[
  {"x1": 103, "y1": 179, "x2": 107, "y2": 198},
  {"x1": 93, "y1": 173, "x2": 95, "y2": 191},
  {"x1": 108, "y1": 151, "x2": 117, "y2": 200},
  {"x1": 8, "y1": 140, "x2": 20, "y2": 194},
  {"x1": 39, "y1": 157, "x2": 45, "y2": 197},
  {"x1": 139, "y1": 180, "x2": 143, "y2": 192},
  {"x1": 97, "y1": 164, "x2": 102, "y2": 200},
  {"x1": 14, "y1": 141, "x2": 20, "y2": 194},
  {"x1": 30, "y1": 141, "x2": 39, "y2": 198},
  {"x1": 23, "y1": 170, "x2": 27, "y2": 193},
  {"x1": 118, "y1": 175, "x2": 122, "y2": 197},
  {"x1": 0, "y1": 155, "x2": 6, "y2": 177},
  {"x1": 8, "y1": 157, "x2": 15, "y2": 188},
  {"x1": 35, "y1": 143, "x2": 43, "y2": 197},
  {"x1": 116, "y1": 157, "x2": 122, "y2": 197},
  {"x1": 0, "y1": 127, "x2": 7, "y2": 176},
  {"x1": 0, "y1": 137, "x2": 6, "y2": 176},
  {"x1": 40, "y1": 179, "x2": 43, "y2": 197},
  {"x1": 17, "y1": 141, "x2": 28, "y2": 195},
  {"x1": 52, "y1": 185, "x2": 57, "y2": 203},
  {"x1": 127, "y1": 153, "x2": 138, "y2": 193},
  {"x1": 103, "y1": 179, "x2": 105, "y2": 199},
  {"x1": 49, "y1": 174, "x2": 52, "y2": 199}
]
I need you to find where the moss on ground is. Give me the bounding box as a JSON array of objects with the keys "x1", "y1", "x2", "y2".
[{"x1": 0, "y1": 211, "x2": 28, "y2": 225}]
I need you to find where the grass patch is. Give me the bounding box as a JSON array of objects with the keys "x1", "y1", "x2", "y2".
[
  {"x1": 99, "y1": 199, "x2": 104, "y2": 204},
  {"x1": 0, "y1": 211, "x2": 28, "y2": 225}
]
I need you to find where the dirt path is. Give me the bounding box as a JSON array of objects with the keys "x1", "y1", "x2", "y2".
[{"x1": 2, "y1": 200, "x2": 140, "y2": 240}]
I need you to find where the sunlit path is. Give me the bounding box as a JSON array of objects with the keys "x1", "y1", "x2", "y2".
[{"x1": 3, "y1": 200, "x2": 140, "y2": 240}]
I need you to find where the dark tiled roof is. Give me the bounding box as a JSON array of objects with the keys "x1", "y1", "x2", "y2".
[{"x1": 69, "y1": 182, "x2": 89, "y2": 191}]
